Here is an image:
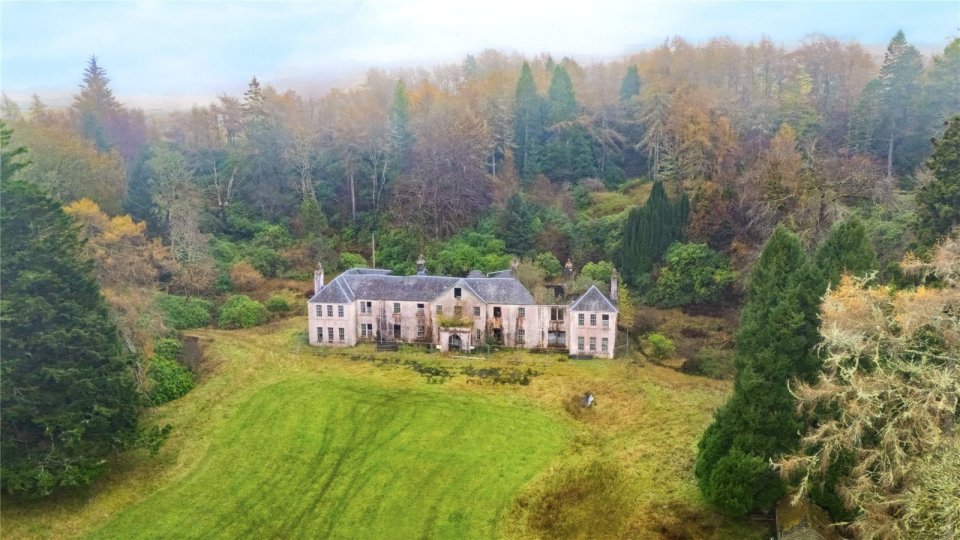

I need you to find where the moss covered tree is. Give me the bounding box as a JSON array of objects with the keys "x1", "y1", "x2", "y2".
[
  {"x1": 695, "y1": 226, "x2": 823, "y2": 515},
  {"x1": 1, "y1": 181, "x2": 147, "y2": 497}
]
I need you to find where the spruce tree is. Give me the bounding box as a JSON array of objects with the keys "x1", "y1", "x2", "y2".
[
  {"x1": 695, "y1": 226, "x2": 822, "y2": 515},
  {"x1": 815, "y1": 217, "x2": 877, "y2": 288},
  {"x1": 877, "y1": 31, "x2": 924, "y2": 177},
  {"x1": 1, "y1": 120, "x2": 30, "y2": 179},
  {"x1": 915, "y1": 115, "x2": 960, "y2": 246},
  {"x1": 547, "y1": 65, "x2": 577, "y2": 125},
  {"x1": 1, "y1": 181, "x2": 145, "y2": 497},
  {"x1": 71, "y1": 56, "x2": 120, "y2": 152}
]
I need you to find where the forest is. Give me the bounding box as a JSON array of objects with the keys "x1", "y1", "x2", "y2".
[{"x1": 1, "y1": 29, "x2": 958, "y2": 538}]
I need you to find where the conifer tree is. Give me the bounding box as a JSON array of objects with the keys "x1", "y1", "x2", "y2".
[
  {"x1": 1, "y1": 120, "x2": 29, "y2": 179},
  {"x1": 513, "y1": 62, "x2": 544, "y2": 179},
  {"x1": 814, "y1": 217, "x2": 876, "y2": 288},
  {"x1": 389, "y1": 80, "x2": 413, "y2": 174},
  {"x1": 72, "y1": 56, "x2": 120, "y2": 152},
  {"x1": 916, "y1": 115, "x2": 960, "y2": 246},
  {"x1": 620, "y1": 181, "x2": 687, "y2": 286},
  {"x1": 620, "y1": 65, "x2": 641, "y2": 101},
  {"x1": 501, "y1": 192, "x2": 537, "y2": 256},
  {"x1": 1, "y1": 180, "x2": 146, "y2": 497},
  {"x1": 547, "y1": 65, "x2": 577, "y2": 125},
  {"x1": 695, "y1": 226, "x2": 822, "y2": 515},
  {"x1": 877, "y1": 31, "x2": 924, "y2": 177}
]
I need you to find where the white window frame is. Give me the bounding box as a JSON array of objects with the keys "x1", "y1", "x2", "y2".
[
  {"x1": 601, "y1": 337, "x2": 608, "y2": 352},
  {"x1": 578, "y1": 313, "x2": 585, "y2": 326},
  {"x1": 518, "y1": 307, "x2": 526, "y2": 318},
  {"x1": 393, "y1": 302, "x2": 401, "y2": 314},
  {"x1": 338, "y1": 305, "x2": 344, "y2": 318},
  {"x1": 602, "y1": 314, "x2": 609, "y2": 327},
  {"x1": 338, "y1": 328, "x2": 345, "y2": 342},
  {"x1": 578, "y1": 336, "x2": 585, "y2": 351},
  {"x1": 589, "y1": 337, "x2": 596, "y2": 351},
  {"x1": 590, "y1": 314, "x2": 597, "y2": 326},
  {"x1": 327, "y1": 305, "x2": 333, "y2": 317}
]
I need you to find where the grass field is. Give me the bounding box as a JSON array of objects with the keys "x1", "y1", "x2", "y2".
[{"x1": 1, "y1": 318, "x2": 767, "y2": 539}]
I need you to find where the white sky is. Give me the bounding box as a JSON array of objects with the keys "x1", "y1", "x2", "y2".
[{"x1": 2, "y1": 0, "x2": 957, "y2": 109}]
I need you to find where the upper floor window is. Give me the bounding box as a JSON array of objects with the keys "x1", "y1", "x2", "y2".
[
  {"x1": 578, "y1": 313, "x2": 585, "y2": 326},
  {"x1": 454, "y1": 287, "x2": 462, "y2": 299},
  {"x1": 473, "y1": 306, "x2": 481, "y2": 317},
  {"x1": 518, "y1": 307, "x2": 526, "y2": 318},
  {"x1": 590, "y1": 314, "x2": 597, "y2": 326},
  {"x1": 327, "y1": 305, "x2": 333, "y2": 317},
  {"x1": 602, "y1": 314, "x2": 609, "y2": 327},
  {"x1": 493, "y1": 306, "x2": 502, "y2": 318},
  {"x1": 417, "y1": 303, "x2": 424, "y2": 313},
  {"x1": 315, "y1": 305, "x2": 322, "y2": 317},
  {"x1": 551, "y1": 307, "x2": 564, "y2": 321},
  {"x1": 454, "y1": 305, "x2": 462, "y2": 317},
  {"x1": 338, "y1": 305, "x2": 344, "y2": 318},
  {"x1": 437, "y1": 305, "x2": 443, "y2": 315},
  {"x1": 393, "y1": 302, "x2": 401, "y2": 313}
]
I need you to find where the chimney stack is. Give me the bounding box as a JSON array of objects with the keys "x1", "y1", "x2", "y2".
[
  {"x1": 416, "y1": 254, "x2": 426, "y2": 275},
  {"x1": 610, "y1": 268, "x2": 619, "y2": 302},
  {"x1": 314, "y1": 262, "x2": 324, "y2": 293}
]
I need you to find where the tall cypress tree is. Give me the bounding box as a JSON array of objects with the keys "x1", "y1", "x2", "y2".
[
  {"x1": 501, "y1": 192, "x2": 537, "y2": 256},
  {"x1": 695, "y1": 226, "x2": 822, "y2": 515},
  {"x1": 620, "y1": 181, "x2": 687, "y2": 286},
  {"x1": 1, "y1": 180, "x2": 146, "y2": 497}
]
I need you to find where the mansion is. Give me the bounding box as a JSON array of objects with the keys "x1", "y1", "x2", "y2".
[{"x1": 307, "y1": 259, "x2": 619, "y2": 358}]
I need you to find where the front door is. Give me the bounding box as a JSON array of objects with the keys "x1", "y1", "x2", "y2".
[{"x1": 449, "y1": 334, "x2": 462, "y2": 351}]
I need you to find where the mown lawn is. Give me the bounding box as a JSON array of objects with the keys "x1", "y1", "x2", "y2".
[
  {"x1": 89, "y1": 377, "x2": 568, "y2": 539},
  {"x1": 1, "y1": 319, "x2": 767, "y2": 539}
]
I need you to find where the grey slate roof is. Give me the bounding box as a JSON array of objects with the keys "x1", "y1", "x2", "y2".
[
  {"x1": 464, "y1": 278, "x2": 535, "y2": 305},
  {"x1": 569, "y1": 285, "x2": 618, "y2": 313},
  {"x1": 486, "y1": 269, "x2": 514, "y2": 278},
  {"x1": 467, "y1": 270, "x2": 485, "y2": 278},
  {"x1": 309, "y1": 268, "x2": 537, "y2": 305}
]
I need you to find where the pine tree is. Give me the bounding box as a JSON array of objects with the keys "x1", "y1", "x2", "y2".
[
  {"x1": 390, "y1": 80, "x2": 413, "y2": 174},
  {"x1": 620, "y1": 65, "x2": 641, "y2": 101},
  {"x1": 1, "y1": 180, "x2": 147, "y2": 497},
  {"x1": 916, "y1": 115, "x2": 960, "y2": 246},
  {"x1": 814, "y1": 217, "x2": 876, "y2": 289},
  {"x1": 695, "y1": 226, "x2": 822, "y2": 515}
]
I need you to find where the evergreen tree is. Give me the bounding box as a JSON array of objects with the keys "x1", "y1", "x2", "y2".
[
  {"x1": 877, "y1": 31, "x2": 924, "y2": 177},
  {"x1": 547, "y1": 65, "x2": 577, "y2": 125},
  {"x1": 513, "y1": 62, "x2": 545, "y2": 179},
  {"x1": 924, "y1": 39, "x2": 960, "y2": 128},
  {"x1": 71, "y1": 56, "x2": 120, "y2": 152},
  {"x1": 620, "y1": 65, "x2": 641, "y2": 101},
  {"x1": 389, "y1": 80, "x2": 413, "y2": 174},
  {"x1": 620, "y1": 181, "x2": 687, "y2": 286},
  {"x1": 916, "y1": 116, "x2": 960, "y2": 246},
  {"x1": 1, "y1": 120, "x2": 30, "y2": 180},
  {"x1": 695, "y1": 226, "x2": 822, "y2": 515},
  {"x1": 814, "y1": 217, "x2": 876, "y2": 288},
  {"x1": 501, "y1": 192, "x2": 537, "y2": 256},
  {"x1": 1, "y1": 180, "x2": 147, "y2": 497}
]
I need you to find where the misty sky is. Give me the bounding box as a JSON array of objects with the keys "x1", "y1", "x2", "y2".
[{"x1": 2, "y1": 1, "x2": 958, "y2": 109}]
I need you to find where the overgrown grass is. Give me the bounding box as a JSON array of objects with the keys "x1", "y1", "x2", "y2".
[{"x1": 1, "y1": 319, "x2": 766, "y2": 539}]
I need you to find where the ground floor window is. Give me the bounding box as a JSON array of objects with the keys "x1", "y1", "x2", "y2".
[
  {"x1": 361, "y1": 324, "x2": 373, "y2": 339},
  {"x1": 417, "y1": 325, "x2": 425, "y2": 337},
  {"x1": 327, "y1": 327, "x2": 334, "y2": 343},
  {"x1": 517, "y1": 329, "x2": 525, "y2": 344},
  {"x1": 549, "y1": 330, "x2": 566, "y2": 347},
  {"x1": 578, "y1": 336, "x2": 585, "y2": 351},
  {"x1": 476, "y1": 329, "x2": 482, "y2": 340},
  {"x1": 601, "y1": 337, "x2": 608, "y2": 352},
  {"x1": 316, "y1": 326, "x2": 323, "y2": 341},
  {"x1": 394, "y1": 324, "x2": 401, "y2": 340},
  {"x1": 589, "y1": 337, "x2": 596, "y2": 352},
  {"x1": 339, "y1": 328, "x2": 345, "y2": 342}
]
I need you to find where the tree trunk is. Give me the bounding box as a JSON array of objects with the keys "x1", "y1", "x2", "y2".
[
  {"x1": 349, "y1": 168, "x2": 356, "y2": 222},
  {"x1": 886, "y1": 130, "x2": 895, "y2": 178}
]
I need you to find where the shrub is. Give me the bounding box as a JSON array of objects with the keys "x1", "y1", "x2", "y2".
[
  {"x1": 338, "y1": 252, "x2": 368, "y2": 270},
  {"x1": 156, "y1": 294, "x2": 213, "y2": 330},
  {"x1": 148, "y1": 357, "x2": 193, "y2": 405},
  {"x1": 218, "y1": 295, "x2": 269, "y2": 329},
  {"x1": 245, "y1": 246, "x2": 287, "y2": 278},
  {"x1": 644, "y1": 332, "x2": 676, "y2": 360},
  {"x1": 229, "y1": 260, "x2": 265, "y2": 292},
  {"x1": 153, "y1": 338, "x2": 183, "y2": 361},
  {"x1": 534, "y1": 252, "x2": 562, "y2": 278},
  {"x1": 682, "y1": 348, "x2": 735, "y2": 379},
  {"x1": 648, "y1": 242, "x2": 736, "y2": 307},
  {"x1": 265, "y1": 295, "x2": 291, "y2": 313}
]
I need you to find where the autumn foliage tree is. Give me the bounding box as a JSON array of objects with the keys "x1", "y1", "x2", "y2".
[{"x1": 776, "y1": 233, "x2": 960, "y2": 538}]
